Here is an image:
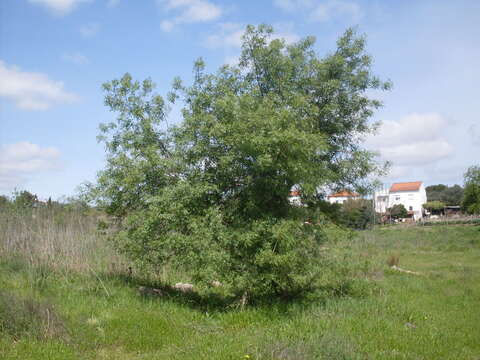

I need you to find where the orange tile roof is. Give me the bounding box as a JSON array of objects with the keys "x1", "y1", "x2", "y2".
[
  {"x1": 328, "y1": 190, "x2": 359, "y2": 198},
  {"x1": 390, "y1": 181, "x2": 422, "y2": 192}
]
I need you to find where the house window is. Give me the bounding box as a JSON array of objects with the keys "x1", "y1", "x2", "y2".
[
  {"x1": 395, "y1": 196, "x2": 400, "y2": 201},
  {"x1": 409, "y1": 206, "x2": 413, "y2": 211}
]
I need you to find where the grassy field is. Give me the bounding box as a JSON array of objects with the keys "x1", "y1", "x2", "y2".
[{"x1": 1, "y1": 209, "x2": 479, "y2": 359}]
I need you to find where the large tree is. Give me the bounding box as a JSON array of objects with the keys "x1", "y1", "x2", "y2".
[
  {"x1": 462, "y1": 165, "x2": 480, "y2": 214},
  {"x1": 94, "y1": 25, "x2": 390, "y2": 299}
]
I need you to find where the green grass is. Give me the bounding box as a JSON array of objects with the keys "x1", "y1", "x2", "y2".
[{"x1": 1, "y1": 225, "x2": 479, "y2": 359}]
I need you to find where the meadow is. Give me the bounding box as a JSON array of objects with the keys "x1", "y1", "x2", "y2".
[{"x1": 1, "y1": 206, "x2": 479, "y2": 359}]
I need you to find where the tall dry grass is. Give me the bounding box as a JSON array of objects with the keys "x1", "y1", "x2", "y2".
[{"x1": 0, "y1": 205, "x2": 125, "y2": 273}]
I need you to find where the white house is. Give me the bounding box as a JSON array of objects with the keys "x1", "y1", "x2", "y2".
[
  {"x1": 327, "y1": 190, "x2": 360, "y2": 204},
  {"x1": 288, "y1": 190, "x2": 302, "y2": 206},
  {"x1": 374, "y1": 181, "x2": 427, "y2": 221},
  {"x1": 374, "y1": 188, "x2": 390, "y2": 214}
]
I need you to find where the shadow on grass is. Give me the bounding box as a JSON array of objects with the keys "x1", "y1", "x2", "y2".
[
  {"x1": 0, "y1": 257, "x2": 375, "y2": 315},
  {"x1": 102, "y1": 269, "x2": 373, "y2": 314}
]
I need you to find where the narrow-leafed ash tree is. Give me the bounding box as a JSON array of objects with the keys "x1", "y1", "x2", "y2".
[{"x1": 92, "y1": 25, "x2": 390, "y2": 300}]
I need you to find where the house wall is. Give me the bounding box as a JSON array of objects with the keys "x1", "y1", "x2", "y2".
[
  {"x1": 374, "y1": 189, "x2": 390, "y2": 213},
  {"x1": 288, "y1": 195, "x2": 302, "y2": 206},
  {"x1": 375, "y1": 184, "x2": 427, "y2": 221},
  {"x1": 328, "y1": 196, "x2": 357, "y2": 204},
  {"x1": 388, "y1": 184, "x2": 427, "y2": 220}
]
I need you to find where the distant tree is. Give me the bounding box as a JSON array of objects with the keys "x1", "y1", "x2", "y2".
[
  {"x1": 464, "y1": 165, "x2": 480, "y2": 184},
  {"x1": 423, "y1": 200, "x2": 445, "y2": 214},
  {"x1": 0, "y1": 195, "x2": 9, "y2": 208},
  {"x1": 388, "y1": 204, "x2": 408, "y2": 219},
  {"x1": 340, "y1": 198, "x2": 375, "y2": 230},
  {"x1": 312, "y1": 200, "x2": 343, "y2": 224},
  {"x1": 13, "y1": 190, "x2": 38, "y2": 208},
  {"x1": 462, "y1": 165, "x2": 480, "y2": 214},
  {"x1": 426, "y1": 184, "x2": 463, "y2": 205}
]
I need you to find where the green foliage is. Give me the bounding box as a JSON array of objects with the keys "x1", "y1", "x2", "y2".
[
  {"x1": 462, "y1": 184, "x2": 480, "y2": 214},
  {"x1": 340, "y1": 198, "x2": 375, "y2": 230},
  {"x1": 93, "y1": 25, "x2": 390, "y2": 299},
  {"x1": 388, "y1": 204, "x2": 408, "y2": 219},
  {"x1": 462, "y1": 165, "x2": 480, "y2": 214},
  {"x1": 13, "y1": 190, "x2": 38, "y2": 209},
  {"x1": 0, "y1": 195, "x2": 9, "y2": 208},
  {"x1": 464, "y1": 165, "x2": 480, "y2": 185},
  {"x1": 312, "y1": 200, "x2": 343, "y2": 224},
  {"x1": 425, "y1": 184, "x2": 463, "y2": 205},
  {"x1": 423, "y1": 200, "x2": 445, "y2": 213}
]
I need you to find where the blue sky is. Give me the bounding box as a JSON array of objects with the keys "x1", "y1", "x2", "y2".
[{"x1": 1, "y1": 0, "x2": 479, "y2": 199}]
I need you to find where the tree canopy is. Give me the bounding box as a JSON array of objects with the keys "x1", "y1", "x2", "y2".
[
  {"x1": 423, "y1": 200, "x2": 445, "y2": 214},
  {"x1": 93, "y1": 25, "x2": 390, "y2": 300},
  {"x1": 462, "y1": 165, "x2": 480, "y2": 214},
  {"x1": 425, "y1": 184, "x2": 463, "y2": 206}
]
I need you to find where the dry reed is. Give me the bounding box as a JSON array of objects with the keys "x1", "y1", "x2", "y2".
[{"x1": 0, "y1": 206, "x2": 125, "y2": 273}]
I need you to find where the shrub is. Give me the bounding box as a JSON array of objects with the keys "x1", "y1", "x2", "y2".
[
  {"x1": 92, "y1": 25, "x2": 390, "y2": 301},
  {"x1": 340, "y1": 199, "x2": 375, "y2": 230},
  {"x1": 118, "y1": 192, "x2": 328, "y2": 299},
  {"x1": 388, "y1": 204, "x2": 408, "y2": 219}
]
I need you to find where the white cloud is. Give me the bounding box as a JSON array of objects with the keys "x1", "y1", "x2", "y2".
[
  {"x1": 310, "y1": 0, "x2": 361, "y2": 22},
  {"x1": 380, "y1": 140, "x2": 453, "y2": 166},
  {"x1": 0, "y1": 60, "x2": 79, "y2": 110},
  {"x1": 28, "y1": 0, "x2": 91, "y2": 16},
  {"x1": 273, "y1": 0, "x2": 362, "y2": 23},
  {"x1": 107, "y1": 0, "x2": 120, "y2": 7},
  {"x1": 79, "y1": 23, "x2": 100, "y2": 37},
  {"x1": 159, "y1": 0, "x2": 222, "y2": 32},
  {"x1": 366, "y1": 113, "x2": 453, "y2": 168},
  {"x1": 205, "y1": 23, "x2": 244, "y2": 49},
  {"x1": 62, "y1": 52, "x2": 90, "y2": 65},
  {"x1": 273, "y1": 0, "x2": 313, "y2": 12},
  {"x1": 367, "y1": 113, "x2": 447, "y2": 148},
  {"x1": 0, "y1": 142, "x2": 62, "y2": 190}
]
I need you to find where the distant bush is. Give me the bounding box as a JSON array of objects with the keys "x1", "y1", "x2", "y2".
[
  {"x1": 462, "y1": 165, "x2": 480, "y2": 214},
  {"x1": 340, "y1": 199, "x2": 376, "y2": 230},
  {"x1": 423, "y1": 200, "x2": 445, "y2": 214},
  {"x1": 388, "y1": 204, "x2": 408, "y2": 219},
  {"x1": 0, "y1": 195, "x2": 8, "y2": 208},
  {"x1": 12, "y1": 190, "x2": 39, "y2": 208}
]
